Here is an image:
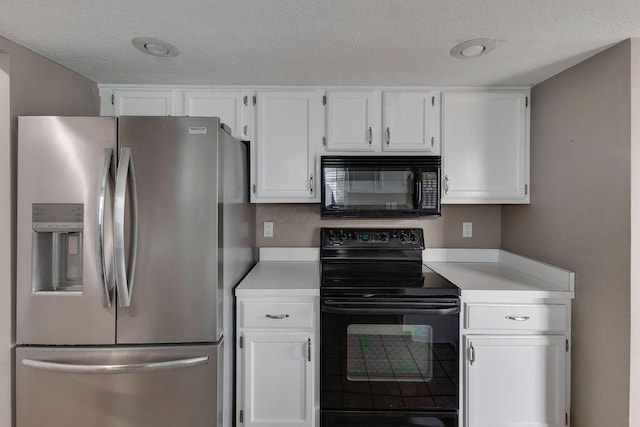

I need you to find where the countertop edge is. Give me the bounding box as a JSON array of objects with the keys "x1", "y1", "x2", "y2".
[{"x1": 259, "y1": 247, "x2": 319, "y2": 261}]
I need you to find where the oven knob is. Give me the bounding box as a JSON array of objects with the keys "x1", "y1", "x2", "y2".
[
  {"x1": 337, "y1": 231, "x2": 347, "y2": 242},
  {"x1": 380, "y1": 233, "x2": 388, "y2": 242},
  {"x1": 398, "y1": 231, "x2": 408, "y2": 243},
  {"x1": 409, "y1": 231, "x2": 418, "y2": 242},
  {"x1": 327, "y1": 231, "x2": 336, "y2": 243}
]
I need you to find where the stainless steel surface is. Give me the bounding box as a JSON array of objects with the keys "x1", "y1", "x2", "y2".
[
  {"x1": 219, "y1": 131, "x2": 255, "y2": 427},
  {"x1": 114, "y1": 147, "x2": 138, "y2": 308},
  {"x1": 98, "y1": 148, "x2": 114, "y2": 307},
  {"x1": 265, "y1": 314, "x2": 290, "y2": 319},
  {"x1": 22, "y1": 355, "x2": 208, "y2": 374},
  {"x1": 17, "y1": 116, "x2": 117, "y2": 345},
  {"x1": 16, "y1": 344, "x2": 220, "y2": 427},
  {"x1": 17, "y1": 116, "x2": 255, "y2": 427},
  {"x1": 505, "y1": 315, "x2": 530, "y2": 321},
  {"x1": 116, "y1": 117, "x2": 222, "y2": 344}
]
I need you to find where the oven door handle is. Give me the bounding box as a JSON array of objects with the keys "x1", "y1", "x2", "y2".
[{"x1": 321, "y1": 305, "x2": 459, "y2": 316}]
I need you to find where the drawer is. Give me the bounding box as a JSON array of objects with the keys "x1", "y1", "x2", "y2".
[
  {"x1": 239, "y1": 300, "x2": 315, "y2": 329},
  {"x1": 465, "y1": 303, "x2": 567, "y2": 332}
]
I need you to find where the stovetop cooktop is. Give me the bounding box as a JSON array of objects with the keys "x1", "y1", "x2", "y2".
[
  {"x1": 320, "y1": 227, "x2": 459, "y2": 297},
  {"x1": 320, "y1": 268, "x2": 460, "y2": 297}
]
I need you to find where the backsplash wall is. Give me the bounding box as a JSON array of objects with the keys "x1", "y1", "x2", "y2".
[{"x1": 255, "y1": 204, "x2": 501, "y2": 248}]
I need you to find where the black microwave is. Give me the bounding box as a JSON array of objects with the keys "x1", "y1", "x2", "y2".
[{"x1": 321, "y1": 156, "x2": 441, "y2": 218}]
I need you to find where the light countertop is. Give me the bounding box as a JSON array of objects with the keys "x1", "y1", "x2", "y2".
[
  {"x1": 235, "y1": 248, "x2": 319, "y2": 297},
  {"x1": 235, "y1": 247, "x2": 575, "y2": 300},
  {"x1": 425, "y1": 249, "x2": 575, "y2": 300}
]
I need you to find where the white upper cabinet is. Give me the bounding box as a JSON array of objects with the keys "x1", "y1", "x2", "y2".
[
  {"x1": 441, "y1": 90, "x2": 530, "y2": 204},
  {"x1": 382, "y1": 91, "x2": 439, "y2": 153},
  {"x1": 183, "y1": 90, "x2": 250, "y2": 140},
  {"x1": 253, "y1": 90, "x2": 319, "y2": 203},
  {"x1": 112, "y1": 89, "x2": 177, "y2": 116},
  {"x1": 323, "y1": 91, "x2": 381, "y2": 152}
]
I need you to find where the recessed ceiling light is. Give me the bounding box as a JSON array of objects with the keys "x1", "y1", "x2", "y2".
[
  {"x1": 132, "y1": 37, "x2": 179, "y2": 58},
  {"x1": 450, "y1": 38, "x2": 497, "y2": 59}
]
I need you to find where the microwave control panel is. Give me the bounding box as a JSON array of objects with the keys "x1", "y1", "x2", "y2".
[{"x1": 419, "y1": 172, "x2": 439, "y2": 210}]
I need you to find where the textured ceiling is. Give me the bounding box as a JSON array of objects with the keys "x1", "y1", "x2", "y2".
[{"x1": 1, "y1": 0, "x2": 640, "y2": 86}]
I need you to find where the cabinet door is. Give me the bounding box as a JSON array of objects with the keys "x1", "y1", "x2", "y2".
[
  {"x1": 184, "y1": 90, "x2": 249, "y2": 139},
  {"x1": 465, "y1": 335, "x2": 566, "y2": 427},
  {"x1": 241, "y1": 332, "x2": 314, "y2": 427},
  {"x1": 382, "y1": 91, "x2": 439, "y2": 152},
  {"x1": 324, "y1": 91, "x2": 380, "y2": 152},
  {"x1": 254, "y1": 91, "x2": 318, "y2": 202},
  {"x1": 113, "y1": 89, "x2": 176, "y2": 116},
  {"x1": 441, "y1": 91, "x2": 529, "y2": 203}
]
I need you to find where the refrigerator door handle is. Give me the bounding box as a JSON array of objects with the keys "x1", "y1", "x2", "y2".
[
  {"x1": 98, "y1": 148, "x2": 114, "y2": 307},
  {"x1": 21, "y1": 355, "x2": 209, "y2": 374},
  {"x1": 114, "y1": 147, "x2": 138, "y2": 308}
]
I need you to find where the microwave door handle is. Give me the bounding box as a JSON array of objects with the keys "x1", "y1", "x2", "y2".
[{"x1": 414, "y1": 174, "x2": 422, "y2": 209}]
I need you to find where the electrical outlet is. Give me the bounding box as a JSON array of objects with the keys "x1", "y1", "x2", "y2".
[
  {"x1": 263, "y1": 221, "x2": 274, "y2": 238},
  {"x1": 463, "y1": 222, "x2": 472, "y2": 238}
]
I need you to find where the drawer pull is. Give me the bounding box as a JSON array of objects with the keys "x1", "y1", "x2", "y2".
[
  {"x1": 265, "y1": 314, "x2": 290, "y2": 320},
  {"x1": 505, "y1": 315, "x2": 530, "y2": 321}
]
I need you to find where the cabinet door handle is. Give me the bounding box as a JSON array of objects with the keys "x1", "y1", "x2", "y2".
[
  {"x1": 505, "y1": 315, "x2": 530, "y2": 321},
  {"x1": 265, "y1": 314, "x2": 290, "y2": 319},
  {"x1": 386, "y1": 127, "x2": 390, "y2": 146},
  {"x1": 368, "y1": 126, "x2": 373, "y2": 145},
  {"x1": 469, "y1": 343, "x2": 475, "y2": 365},
  {"x1": 310, "y1": 174, "x2": 314, "y2": 195},
  {"x1": 444, "y1": 175, "x2": 449, "y2": 195},
  {"x1": 307, "y1": 338, "x2": 312, "y2": 362}
]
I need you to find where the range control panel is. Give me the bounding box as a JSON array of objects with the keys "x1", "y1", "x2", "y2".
[{"x1": 321, "y1": 228, "x2": 424, "y2": 249}]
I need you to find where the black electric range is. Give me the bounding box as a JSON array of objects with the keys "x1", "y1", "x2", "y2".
[{"x1": 319, "y1": 227, "x2": 461, "y2": 427}]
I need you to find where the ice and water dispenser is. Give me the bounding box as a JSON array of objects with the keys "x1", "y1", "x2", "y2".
[{"x1": 31, "y1": 203, "x2": 84, "y2": 292}]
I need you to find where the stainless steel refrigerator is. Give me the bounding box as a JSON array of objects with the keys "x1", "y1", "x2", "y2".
[{"x1": 15, "y1": 116, "x2": 255, "y2": 427}]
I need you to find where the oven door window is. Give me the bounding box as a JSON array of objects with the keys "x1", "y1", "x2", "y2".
[
  {"x1": 347, "y1": 324, "x2": 433, "y2": 382},
  {"x1": 321, "y1": 310, "x2": 459, "y2": 411}
]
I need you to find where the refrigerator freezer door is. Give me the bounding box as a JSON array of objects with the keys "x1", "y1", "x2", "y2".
[
  {"x1": 116, "y1": 116, "x2": 223, "y2": 344},
  {"x1": 17, "y1": 116, "x2": 117, "y2": 345},
  {"x1": 16, "y1": 344, "x2": 220, "y2": 427}
]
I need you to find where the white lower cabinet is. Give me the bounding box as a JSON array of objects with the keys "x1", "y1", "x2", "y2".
[
  {"x1": 237, "y1": 296, "x2": 317, "y2": 427},
  {"x1": 463, "y1": 301, "x2": 571, "y2": 427},
  {"x1": 241, "y1": 332, "x2": 314, "y2": 427},
  {"x1": 464, "y1": 335, "x2": 567, "y2": 427}
]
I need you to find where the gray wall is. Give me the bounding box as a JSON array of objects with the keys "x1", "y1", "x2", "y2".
[
  {"x1": 501, "y1": 40, "x2": 631, "y2": 427},
  {"x1": 0, "y1": 35, "x2": 100, "y2": 427},
  {"x1": 255, "y1": 204, "x2": 501, "y2": 248},
  {"x1": 629, "y1": 39, "x2": 640, "y2": 427}
]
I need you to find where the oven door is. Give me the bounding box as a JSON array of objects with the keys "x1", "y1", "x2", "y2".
[{"x1": 320, "y1": 299, "x2": 459, "y2": 426}]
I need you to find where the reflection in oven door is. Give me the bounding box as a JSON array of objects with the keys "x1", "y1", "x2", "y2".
[{"x1": 320, "y1": 303, "x2": 459, "y2": 426}]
